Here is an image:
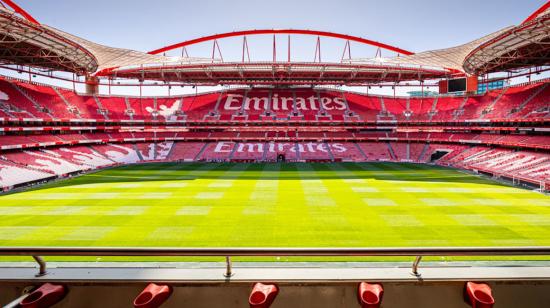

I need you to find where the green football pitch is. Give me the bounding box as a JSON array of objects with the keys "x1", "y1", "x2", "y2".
[{"x1": 0, "y1": 162, "x2": 549, "y2": 255}]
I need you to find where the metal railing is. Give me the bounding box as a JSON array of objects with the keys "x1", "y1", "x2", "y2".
[{"x1": 1, "y1": 246, "x2": 550, "y2": 278}]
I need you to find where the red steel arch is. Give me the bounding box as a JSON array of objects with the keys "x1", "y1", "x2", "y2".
[
  {"x1": 1, "y1": 0, "x2": 39, "y2": 24},
  {"x1": 148, "y1": 29, "x2": 414, "y2": 56},
  {"x1": 522, "y1": 0, "x2": 550, "y2": 24}
]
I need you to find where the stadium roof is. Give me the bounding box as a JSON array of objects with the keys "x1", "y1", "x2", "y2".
[
  {"x1": 0, "y1": 6, "x2": 97, "y2": 74},
  {"x1": 0, "y1": 0, "x2": 548, "y2": 85},
  {"x1": 463, "y1": 2, "x2": 550, "y2": 75}
]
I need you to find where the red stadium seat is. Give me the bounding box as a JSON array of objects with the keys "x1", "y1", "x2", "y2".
[
  {"x1": 20, "y1": 283, "x2": 68, "y2": 308},
  {"x1": 358, "y1": 282, "x2": 383, "y2": 308},
  {"x1": 465, "y1": 282, "x2": 495, "y2": 308},
  {"x1": 133, "y1": 283, "x2": 173, "y2": 308},
  {"x1": 248, "y1": 283, "x2": 279, "y2": 308}
]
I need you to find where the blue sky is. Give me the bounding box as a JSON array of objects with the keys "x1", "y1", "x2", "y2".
[
  {"x1": 21, "y1": 0, "x2": 545, "y2": 52},
  {"x1": 7, "y1": 0, "x2": 548, "y2": 95}
]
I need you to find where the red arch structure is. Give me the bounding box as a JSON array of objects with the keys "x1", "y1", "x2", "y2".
[
  {"x1": 148, "y1": 29, "x2": 414, "y2": 56},
  {"x1": 522, "y1": 0, "x2": 550, "y2": 24},
  {"x1": 0, "y1": 0, "x2": 39, "y2": 24}
]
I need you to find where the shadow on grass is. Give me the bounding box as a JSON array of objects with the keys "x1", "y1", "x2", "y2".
[{"x1": 21, "y1": 162, "x2": 510, "y2": 192}]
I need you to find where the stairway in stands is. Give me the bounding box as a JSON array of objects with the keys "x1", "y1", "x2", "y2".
[
  {"x1": 52, "y1": 87, "x2": 82, "y2": 119},
  {"x1": 93, "y1": 96, "x2": 109, "y2": 120},
  {"x1": 479, "y1": 88, "x2": 508, "y2": 119},
  {"x1": 513, "y1": 83, "x2": 549, "y2": 118},
  {"x1": 10, "y1": 83, "x2": 48, "y2": 119}
]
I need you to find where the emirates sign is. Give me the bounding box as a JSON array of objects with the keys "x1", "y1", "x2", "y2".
[
  {"x1": 223, "y1": 94, "x2": 347, "y2": 111},
  {"x1": 214, "y1": 142, "x2": 348, "y2": 153}
]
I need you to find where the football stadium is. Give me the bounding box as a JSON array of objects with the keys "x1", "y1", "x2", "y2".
[{"x1": 0, "y1": 0, "x2": 549, "y2": 307}]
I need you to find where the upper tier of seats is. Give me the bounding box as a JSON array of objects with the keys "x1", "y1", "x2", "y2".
[{"x1": 0, "y1": 77, "x2": 547, "y2": 123}]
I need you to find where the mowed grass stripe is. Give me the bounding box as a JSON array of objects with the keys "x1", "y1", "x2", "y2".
[{"x1": 0, "y1": 162, "x2": 548, "y2": 251}]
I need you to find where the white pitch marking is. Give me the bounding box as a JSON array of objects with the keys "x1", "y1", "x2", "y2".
[
  {"x1": 0, "y1": 207, "x2": 27, "y2": 215},
  {"x1": 401, "y1": 187, "x2": 429, "y2": 193},
  {"x1": 451, "y1": 214, "x2": 497, "y2": 226},
  {"x1": 515, "y1": 215, "x2": 550, "y2": 225},
  {"x1": 141, "y1": 192, "x2": 173, "y2": 199},
  {"x1": 491, "y1": 239, "x2": 537, "y2": 246},
  {"x1": 363, "y1": 198, "x2": 397, "y2": 206},
  {"x1": 87, "y1": 193, "x2": 121, "y2": 199},
  {"x1": 0, "y1": 227, "x2": 38, "y2": 240},
  {"x1": 445, "y1": 187, "x2": 473, "y2": 193},
  {"x1": 352, "y1": 187, "x2": 379, "y2": 193},
  {"x1": 421, "y1": 198, "x2": 456, "y2": 206},
  {"x1": 471, "y1": 198, "x2": 508, "y2": 206},
  {"x1": 44, "y1": 206, "x2": 87, "y2": 215},
  {"x1": 115, "y1": 183, "x2": 142, "y2": 188},
  {"x1": 208, "y1": 181, "x2": 234, "y2": 188},
  {"x1": 160, "y1": 182, "x2": 189, "y2": 188},
  {"x1": 148, "y1": 227, "x2": 194, "y2": 240},
  {"x1": 243, "y1": 207, "x2": 273, "y2": 215},
  {"x1": 177, "y1": 206, "x2": 211, "y2": 215},
  {"x1": 61, "y1": 227, "x2": 114, "y2": 241},
  {"x1": 383, "y1": 215, "x2": 424, "y2": 226},
  {"x1": 107, "y1": 206, "x2": 148, "y2": 215},
  {"x1": 195, "y1": 192, "x2": 224, "y2": 199}
]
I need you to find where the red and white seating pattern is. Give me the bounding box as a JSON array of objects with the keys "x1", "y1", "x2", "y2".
[
  {"x1": 390, "y1": 143, "x2": 408, "y2": 161},
  {"x1": 91, "y1": 144, "x2": 141, "y2": 164},
  {"x1": 51, "y1": 146, "x2": 114, "y2": 168},
  {"x1": 0, "y1": 159, "x2": 53, "y2": 188},
  {"x1": 1, "y1": 141, "x2": 549, "y2": 189},
  {"x1": 4, "y1": 150, "x2": 84, "y2": 175},
  {"x1": 328, "y1": 143, "x2": 366, "y2": 162},
  {"x1": 197, "y1": 142, "x2": 235, "y2": 161},
  {"x1": 0, "y1": 77, "x2": 549, "y2": 189},
  {"x1": 167, "y1": 142, "x2": 205, "y2": 161},
  {"x1": 231, "y1": 143, "x2": 266, "y2": 160},
  {"x1": 358, "y1": 142, "x2": 391, "y2": 161},
  {"x1": 2, "y1": 76, "x2": 547, "y2": 123}
]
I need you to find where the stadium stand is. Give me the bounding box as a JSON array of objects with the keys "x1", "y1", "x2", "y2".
[
  {"x1": 167, "y1": 142, "x2": 206, "y2": 161},
  {"x1": 231, "y1": 143, "x2": 266, "y2": 161},
  {"x1": 0, "y1": 78, "x2": 549, "y2": 190},
  {"x1": 328, "y1": 143, "x2": 366, "y2": 162},
  {"x1": 357, "y1": 142, "x2": 392, "y2": 161}
]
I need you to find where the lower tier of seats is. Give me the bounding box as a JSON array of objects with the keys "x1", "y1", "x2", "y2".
[{"x1": 1, "y1": 142, "x2": 548, "y2": 191}]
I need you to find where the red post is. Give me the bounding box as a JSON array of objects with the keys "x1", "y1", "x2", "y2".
[
  {"x1": 20, "y1": 283, "x2": 68, "y2": 308},
  {"x1": 249, "y1": 283, "x2": 279, "y2": 308},
  {"x1": 464, "y1": 282, "x2": 495, "y2": 308},
  {"x1": 133, "y1": 283, "x2": 173, "y2": 308},
  {"x1": 358, "y1": 282, "x2": 383, "y2": 308}
]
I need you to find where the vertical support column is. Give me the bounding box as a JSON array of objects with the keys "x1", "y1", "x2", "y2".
[
  {"x1": 272, "y1": 35, "x2": 277, "y2": 62},
  {"x1": 412, "y1": 256, "x2": 422, "y2": 277},
  {"x1": 85, "y1": 76, "x2": 99, "y2": 95},
  {"x1": 287, "y1": 35, "x2": 291, "y2": 62},
  {"x1": 33, "y1": 255, "x2": 47, "y2": 277},
  {"x1": 224, "y1": 256, "x2": 233, "y2": 277}
]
